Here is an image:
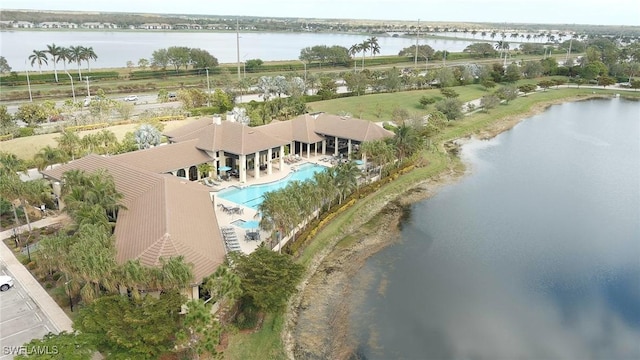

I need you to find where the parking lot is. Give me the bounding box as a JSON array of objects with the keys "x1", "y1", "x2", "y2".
[{"x1": 0, "y1": 267, "x2": 56, "y2": 360}]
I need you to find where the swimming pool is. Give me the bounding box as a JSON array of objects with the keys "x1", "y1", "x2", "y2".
[
  {"x1": 231, "y1": 219, "x2": 261, "y2": 229},
  {"x1": 217, "y1": 163, "x2": 328, "y2": 209}
]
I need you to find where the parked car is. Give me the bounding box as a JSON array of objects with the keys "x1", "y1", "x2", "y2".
[
  {"x1": 0, "y1": 275, "x2": 14, "y2": 291},
  {"x1": 124, "y1": 95, "x2": 138, "y2": 102}
]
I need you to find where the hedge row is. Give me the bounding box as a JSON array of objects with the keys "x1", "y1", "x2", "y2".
[
  {"x1": 284, "y1": 162, "x2": 417, "y2": 256},
  {"x1": 129, "y1": 68, "x2": 220, "y2": 80},
  {"x1": 0, "y1": 71, "x2": 120, "y2": 86},
  {"x1": 0, "y1": 134, "x2": 13, "y2": 142},
  {"x1": 302, "y1": 91, "x2": 358, "y2": 103},
  {"x1": 153, "y1": 115, "x2": 186, "y2": 122},
  {"x1": 64, "y1": 123, "x2": 109, "y2": 132}
]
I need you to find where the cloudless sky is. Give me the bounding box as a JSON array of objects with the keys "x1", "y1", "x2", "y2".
[{"x1": 2, "y1": 0, "x2": 639, "y2": 26}]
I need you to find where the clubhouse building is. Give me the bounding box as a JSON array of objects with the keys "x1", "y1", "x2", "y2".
[{"x1": 41, "y1": 113, "x2": 394, "y2": 297}]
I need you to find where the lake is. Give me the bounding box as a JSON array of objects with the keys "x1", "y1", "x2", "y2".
[
  {"x1": 349, "y1": 98, "x2": 640, "y2": 359},
  {"x1": 1, "y1": 30, "x2": 476, "y2": 71}
]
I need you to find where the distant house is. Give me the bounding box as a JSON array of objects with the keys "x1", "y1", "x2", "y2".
[
  {"x1": 39, "y1": 21, "x2": 78, "y2": 29},
  {"x1": 139, "y1": 23, "x2": 172, "y2": 30},
  {"x1": 10, "y1": 21, "x2": 35, "y2": 28},
  {"x1": 81, "y1": 22, "x2": 118, "y2": 29},
  {"x1": 174, "y1": 23, "x2": 202, "y2": 30}
]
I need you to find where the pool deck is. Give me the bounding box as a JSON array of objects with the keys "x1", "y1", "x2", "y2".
[{"x1": 209, "y1": 155, "x2": 334, "y2": 254}]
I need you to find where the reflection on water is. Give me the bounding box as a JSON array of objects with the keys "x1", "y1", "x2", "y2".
[
  {"x1": 1, "y1": 30, "x2": 475, "y2": 71},
  {"x1": 351, "y1": 98, "x2": 640, "y2": 359}
]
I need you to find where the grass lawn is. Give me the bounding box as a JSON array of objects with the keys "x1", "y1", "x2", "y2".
[
  {"x1": 223, "y1": 314, "x2": 287, "y2": 360},
  {"x1": 223, "y1": 86, "x2": 640, "y2": 359},
  {"x1": 308, "y1": 85, "x2": 488, "y2": 120},
  {"x1": 0, "y1": 117, "x2": 200, "y2": 160}
]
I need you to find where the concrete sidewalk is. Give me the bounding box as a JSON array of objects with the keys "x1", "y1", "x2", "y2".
[{"x1": 0, "y1": 214, "x2": 73, "y2": 333}]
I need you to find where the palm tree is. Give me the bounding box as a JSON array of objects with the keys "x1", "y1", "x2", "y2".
[
  {"x1": 67, "y1": 223, "x2": 118, "y2": 302},
  {"x1": 348, "y1": 43, "x2": 361, "y2": 71},
  {"x1": 0, "y1": 151, "x2": 27, "y2": 177},
  {"x1": 495, "y1": 41, "x2": 510, "y2": 60},
  {"x1": 490, "y1": 31, "x2": 497, "y2": 40},
  {"x1": 57, "y1": 47, "x2": 71, "y2": 73},
  {"x1": 197, "y1": 163, "x2": 213, "y2": 179},
  {"x1": 204, "y1": 264, "x2": 242, "y2": 307},
  {"x1": 68, "y1": 45, "x2": 85, "y2": 81},
  {"x1": 256, "y1": 190, "x2": 291, "y2": 251},
  {"x1": 360, "y1": 40, "x2": 371, "y2": 69},
  {"x1": 82, "y1": 46, "x2": 98, "y2": 71},
  {"x1": 61, "y1": 169, "x2": 125, "y2": 222},
  {"x1": 312, "y1": 170, "x2": 337, "y2": 211},
  {"x1": 95, "y1": 129, "x2": 118, "y2": 155},
  {"x1": 333, "y1": 162, "x2": 359, "y2": 204},
  {"x1": 393, "y1": 124, "x2": 423, "y2": 161},
  {"x1": 45, "y1": 43, "x2": 62, "y2": 82},
  {"x1": 28, "y1": 50, "x2": 48, "y2": 74},
  {"x1": 80, "y1": 133, "x2": 101, "y2": 155},
  {"x1": 56, "y1": 131, "x2": 81, "y2": 160},
  {"x1": 481, "y1": 31, "x2": 487, "y2": 39},
  {"x1": 367, "y1": 36, "x2": 380, "y2": 58},
  {"x1": 33, "y1": 145, "x2": 66, "y2": 171}
]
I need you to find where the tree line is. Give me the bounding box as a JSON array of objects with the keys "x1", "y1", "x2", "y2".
[{"x1": 28, "y1": 43, "x2": 98, "y2": 82}]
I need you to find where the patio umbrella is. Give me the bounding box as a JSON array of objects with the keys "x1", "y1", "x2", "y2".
[{"x1": 218, "y1": 166, "x2": 232, "y2": 171}]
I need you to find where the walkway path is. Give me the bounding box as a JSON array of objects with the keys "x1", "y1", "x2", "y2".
[{"x1": 0, "y1": 214, "x2": 73, "y2": 334}]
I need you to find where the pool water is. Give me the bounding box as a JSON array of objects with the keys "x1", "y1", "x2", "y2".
[
  {"x1": 217, "y1": 163, "x2": 328, "y2": 209},
  {"x1": 231, "y1": 219, "x2": 261, "y2": 229}
]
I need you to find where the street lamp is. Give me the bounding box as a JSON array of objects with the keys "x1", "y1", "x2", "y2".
[
  {"x1": 298, "y1": 60, "x2": 307, "y2": 84},
  {"x1": 65, "y1": 71, "x2": 76, "y2": 102},
  {"x1": 205, "y1": 68, "x2": 211, "y2": 107},
  {"x1": 414, "y1": 19, "x2": 420, "y2": 69},
  {"x1": 65, "y1": 278, "x2": 73, "y2": 312},
  {"x1": 24, "y1": 60, "x2": 33, "y2": 102}
]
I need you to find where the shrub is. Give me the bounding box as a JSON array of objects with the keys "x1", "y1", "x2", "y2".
[{"x1": 18, "y1": 127, "x2": 35, "y2": 137}]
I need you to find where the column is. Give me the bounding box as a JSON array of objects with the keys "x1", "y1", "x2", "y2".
[
  {"x1": 239, "y1": 154, "x2": 246, "y2": 183},
  {"x1": 218, "y1": 151, "x2": 225, "y2": 177},
  {"x1": 348, "y1": 139, "x2": 352, "y2": 156},
  {"x1": 306, "y1": 143, "x2": 310, "y2": 159},
  {"x1": 322, "y1": 139, "x2": 327, "y2": 155},
  {"x1": 279, "y1": 146, "x2": 284, "y2": 171},
  {"x1": 254, "y1": 152, "x2": 260, "y2": 179},
  {"x1": 267, "y1": 148, "x2": 273, "y2": 175},
  {"x1": 334, "y1": 136, "x2": 339, "y2": 156}
]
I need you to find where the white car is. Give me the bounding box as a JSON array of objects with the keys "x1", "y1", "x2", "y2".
[
  {"x1": 0, "y1": 275, "x2": 14, "y2": 291},
  {"x1": 124, "y1": 95, "x2": 139, "y2": 102}
]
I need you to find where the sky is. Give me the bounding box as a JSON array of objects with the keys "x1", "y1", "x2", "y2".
[{"x1": 2, "y1": 0, "x2": 639, "y2": 26}]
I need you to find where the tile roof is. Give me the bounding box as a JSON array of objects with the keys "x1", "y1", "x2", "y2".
[
  {"x1": 41, "y1": 154, "x2": 225, "y2": 284},
  {"x1": 164, "y1": 117, "x2": 214, "y2": 140},
  {"x1": 312, "y1": 113, "x2": 395, "y2": 142},
  {"x1": 173, "y1": 121, "x2": 289, "y2": 156},
  {"x1": 112, "y1": 139, "x2": 212, "y2": 174}
]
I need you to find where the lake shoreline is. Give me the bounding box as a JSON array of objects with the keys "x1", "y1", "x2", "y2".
[{"x1": 284, "y1": 93, "x2": 616, "y2": 359}]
